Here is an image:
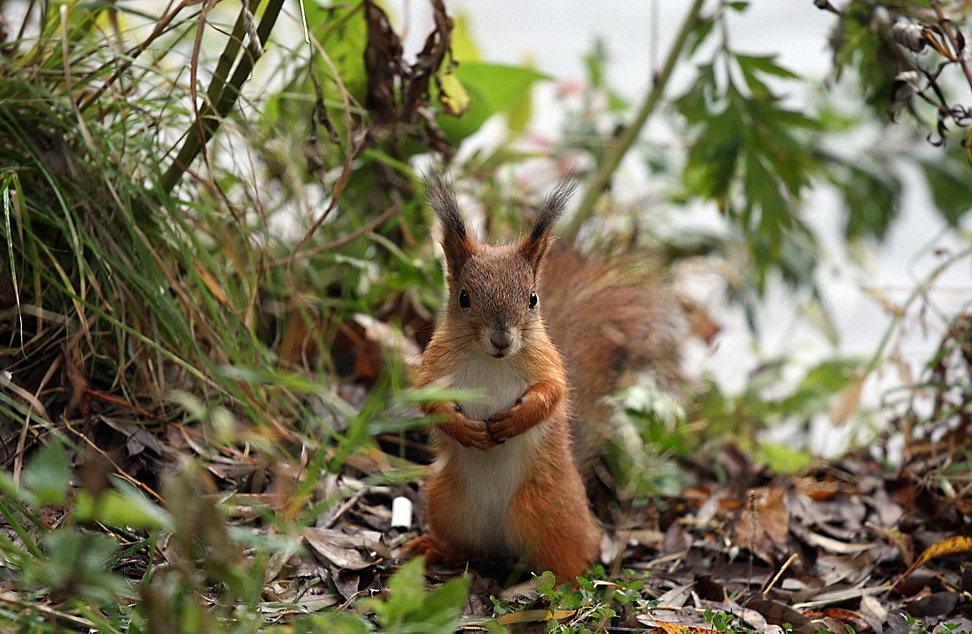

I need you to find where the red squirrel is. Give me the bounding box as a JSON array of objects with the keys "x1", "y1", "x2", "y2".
[{"x1": 406, "y1": 173, "x2": 684, "y2": 584}]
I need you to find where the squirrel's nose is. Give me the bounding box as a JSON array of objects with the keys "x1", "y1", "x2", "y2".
[{"x1": 490, "y1": 331, "x2": 512, "y2": 350}]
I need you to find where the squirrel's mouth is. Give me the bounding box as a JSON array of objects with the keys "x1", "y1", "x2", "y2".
[{"x1": 484, "y1": 330, "x2": 516, "y2": 359}]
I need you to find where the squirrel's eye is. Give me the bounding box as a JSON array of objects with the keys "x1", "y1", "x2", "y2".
[
  {"x1": 529, "y1": 291, "x2": 538, "y2": 309},
  {"x1": 459, "y1": 289, "x2": 471, "y2": 309}
]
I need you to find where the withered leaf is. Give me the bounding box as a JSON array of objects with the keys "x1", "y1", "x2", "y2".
[
  {"x1": 304, "y1": 527, "x2": 377, "y2": 571},
  {"x1": 435, "y1": 51, "x2": 470, "y2": 116},
  {"x1": 733, "y1": 488, "x2": 790, "y2": 563},
  {"x1": 495, "y1": 609, "x2": 578, "y2": 626},
  {"x1": 905, "y1": 591, "x2": 959, "y2": 618},
  {"x1": 890, "y1": 534, "x2": 972, "y2": 592},
  {"x1": 745, "y1": 599, "x2": 814, "y2": 634}
]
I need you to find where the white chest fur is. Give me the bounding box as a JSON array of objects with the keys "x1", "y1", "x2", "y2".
[
  {"x1": 438, "y1": 355, "x2": 542, "y2": 555},
  {"x1": 447, "y1": 354, "x2": 528, "y2": 421}
]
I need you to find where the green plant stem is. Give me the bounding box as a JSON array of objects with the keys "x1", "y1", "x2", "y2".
[
  {"x1": 160, "y1": 0, "x2": 284, "y2": 194},
  {"x1": 565, "y1": 0, "x2": 706, "y2": 239}
]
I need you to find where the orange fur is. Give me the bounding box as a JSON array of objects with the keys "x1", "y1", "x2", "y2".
[{"x1": 408, "y1": 175, "x2": 599, "y2": 584}]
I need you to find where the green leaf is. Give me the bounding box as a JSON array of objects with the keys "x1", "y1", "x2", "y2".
[
  {"x1": 449, "y1": 14, "x2": 481, "y2": 63},
  {"x1": 21, "y1": 441, "x2": 71, "y2": 506},
  {"x1": 417, "y1": 573, "x2": 473, "y2": 632},
  {"x1": 293, "y1": 612, "x2": 373, "y2": 634},
  {"x1": 505, "y1": 80, "x2": 535, "y2": 134},
  {"x1": 735, "y1": 54, "x2": 801, "y2": 80},
  {"x1": 688, "y1": 15, "x2": 718, "y2": 56},
  {"x1": 756, "y1": 442, "x2": 813, "y2": 473},
  {"x1": 835, "y1": 160, "x2": 900, "y2": 241},
  {"x1": 436, "y1": 51, "x2": 471, "y2": 116},
  {"x1": 583, "y1": 38, "x2": 609, "y2": 90},
  {"x1": 436, "y1": 63, "x2": 549, "y2": 144},
  {"x1": 371, "y1": 557, "x2": 426, "y2": 627},
  {"x1": 27, "y1": 529, "x2": 127, "y2": 606},
  {"x1": 316, "y1": 3, "x2": 369, "y2": 102},
  {"x1": 920, "y1": 157, "x2": 972, "y2": 227},
  {"x1": 75, "y1": 481, "x2": 172, "y2": 531},
  {"x1": 361, "y1": 558, "x2": 471, "y2": 633}
]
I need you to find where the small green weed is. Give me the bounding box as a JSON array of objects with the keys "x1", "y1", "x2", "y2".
[{"x1": 357, "y1": 558, "x2": 471, "y2": 634}]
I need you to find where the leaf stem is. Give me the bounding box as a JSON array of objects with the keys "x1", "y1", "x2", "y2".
[{"x1": 565, "y1": 0, "x2": 706, "y2": 239}]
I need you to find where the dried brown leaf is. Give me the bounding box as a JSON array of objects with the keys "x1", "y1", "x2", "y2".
[
  {"x1": 819, "y1": 607, "x2": 873, "y2": 634},
  {"x1": 868, "y1": 524, "x2": 914, "y2": 565},
  {"x1": 193, "y1": 262, "x2": 230, "y2": 306},
  {"x1": 829, "y1": 373, "x2": 865, "y2": 427},
  {"x1": 794, "y1": 477, "x2": 840, "y2": 501},
  {"x1": 890, "y1": 535, "x2": 972, "y2": 593},
  {"x1": 745, "y1": 599, "x2": 814, "y2": 634},
  {"x1": 905, "y1": 591, "x2": 959, "y2": 618},
  {"x1": 858, "y1": 593, "x2": 888, "y2": 623},
  {"x1": 733, "y1": 488, "x2": 789, "y2": 563},
  {"x1": 801, "y1": 529, "x2": 873, "y2": 555},
  {"x1": 652, "y1": 621, "x2": 719, "y2": 634},
  {"x1": 304, "y1": 527, "x2": 377, "y2": 571},
  {"x1": 495, "y1": 609, "x2": 578, "y2": 626},
  {"x1": 653, "y1": 582, "x2": 695, "y2": 609}
]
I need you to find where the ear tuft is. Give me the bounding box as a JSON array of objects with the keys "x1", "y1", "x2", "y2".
[
  {"x1": 426, "y1": 171, "x2": 465, "y2": 241},
  {"x1": 426, "y1": 170, "x2": 475, "y2": 276},
  {"x1": 521, "y1": 178, "x2": 577, "y2": 271}
]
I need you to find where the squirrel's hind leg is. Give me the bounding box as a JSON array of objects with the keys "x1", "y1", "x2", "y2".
[
  {"x1": 403, "y1": 465, "x2": 480, "y2": 567},
  {"x1": 505, "y1": 469, "x2": 600, "y2": 586}
]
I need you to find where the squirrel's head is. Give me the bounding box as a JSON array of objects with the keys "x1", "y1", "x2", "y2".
[{"x1": 425, "y1": 172, "x2": 576, "y2": 360}]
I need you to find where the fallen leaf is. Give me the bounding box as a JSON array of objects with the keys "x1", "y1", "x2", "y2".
[
  {"x1": 820, "y1": 607, "x2": 872, "y2": 634},
  {"x1": 495, "y1": 609, "x2": 577, "y2": 625},
  {"x1": 653, "y1": 582, "x2": 695, "y2": 608},
  {"x1": 830, "y1": 373, "x2": 865, "y2": 426},
  {"x1": 889, "y1": 535, "x2": 972, "y2": 593},
  {"x1": 859, "y1": 593, "x2": 887, "y2": 624},
  {"x1": 914, "y1": 534, "x2": 972, "y2": 567},
  {"x1": 745, "y1": 598, "x2": 814, "y2": 632},
  {"x1": 733, "y1": 488, "x2": 790, "y2": 563},
  {"x1": 794, "y1": 477, "x2": 840, "y2": 501},
  {"x1": 801, "y1": 529, "x2": 873, "y2": 555},
  {"x1": 304, "y1": 527, "x2": 377, "y2": 571},
  {"x1": 868, "y1": 524, "x2": 913, "y2": 565},
  {"x1": 652, "y1": 621, "x2": 719, "y2": 634},
  {"x1": 905, "y1": 591, "x2": 959, "y2": 618}
]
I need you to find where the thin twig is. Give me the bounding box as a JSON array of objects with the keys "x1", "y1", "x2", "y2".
[
  {"x1": 79, "y1": 0, "x2": 198, "y2": 112},
  {"x1": 287, "y1": 31, "x2": 362, "y2": 262},
  {"x1": 262, "y1": 203, "x2": 401, "y2": 270},
  {"x1": 161, "y1": 0, "x2": 284, "y2": 194},
  {"x1": 565, "y1": 0, "x2": 707, "y2": 239},
  {"x1": 63, "y1": 420, "x2": 165, "y2": 502},
  {"x1": 0, "y1": 592, "x2": 98, "y2": 629},
  {"x1": 762, "y1": 552, "x2": 799, "y2": 599},
  {"x1": 931, "y1": 0, "x2": 972, "y2": 93}
]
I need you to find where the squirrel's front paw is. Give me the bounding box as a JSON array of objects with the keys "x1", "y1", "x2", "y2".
[
  {"x1": 488, "y1": 406, "x2": 520, "y2": 441},
  {"x1": 443, "y1": 411, "x2": 499, "y2": 450}
]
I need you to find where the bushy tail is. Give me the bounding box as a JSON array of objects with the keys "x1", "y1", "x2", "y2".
[{"x1": 539, "y1": 244, "x2": 685, "y2": 467}]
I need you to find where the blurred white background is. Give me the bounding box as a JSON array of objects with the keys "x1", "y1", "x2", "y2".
[{"x1": 395, "y1": 0, "x2": 971, "y2": 454}]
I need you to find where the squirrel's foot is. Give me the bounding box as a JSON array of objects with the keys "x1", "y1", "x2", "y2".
[
  {"x1": 401, "y1": 534, "x2": 441, "y2": 561},
  {"x1": 402, "y1": 534, "x2": 469, "y2": 567}
]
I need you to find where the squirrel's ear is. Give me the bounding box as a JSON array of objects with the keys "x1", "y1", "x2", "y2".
[
  {"x1": 426, "y1": 171, "x2": 476, "y2": 276},
  {"x1": 519, "y1": 178, "x2": 576, "y2": 272}
]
